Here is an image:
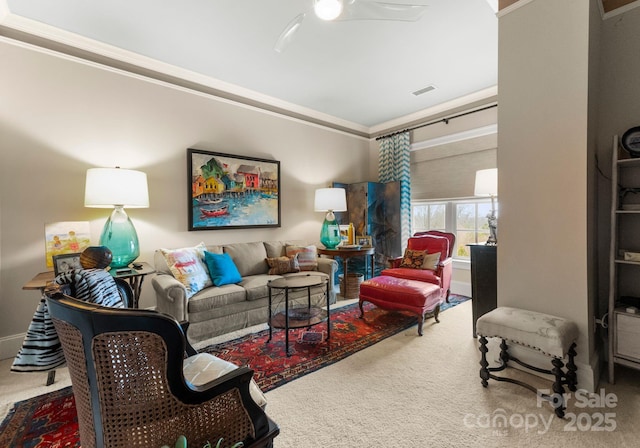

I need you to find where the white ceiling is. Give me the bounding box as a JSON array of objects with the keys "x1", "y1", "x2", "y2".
[{"x1": 0, "y1": 0, "x2": 498, "y2": 136}]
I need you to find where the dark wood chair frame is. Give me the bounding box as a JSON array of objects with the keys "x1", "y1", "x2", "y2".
[{"x1": 46, "y1": 292, "x2": 279, "y2": 448}]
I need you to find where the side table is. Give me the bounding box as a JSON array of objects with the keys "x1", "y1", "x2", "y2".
[
  {"x1": 23, "y1": 262, "x2": 155, "y2": 309},
  {"x1": 267, "y1": 275, "x2": 330, "y2": 356},
  {"x1": 317, "y1": 247, "x2": 375, "y2": 299},
  {"x1": 108, "y1": 262, "x2": 155, "y2": 309},
  {"x1": 21, "y1": 272, "x2": 59, "y2": 386},
  {"x1": 20, "y1": 262, "x2": 155, "y2": 386}
]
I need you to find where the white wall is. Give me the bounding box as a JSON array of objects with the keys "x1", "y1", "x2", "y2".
[
  {"x1": 596, "y1": 6, "x2": 640, "y2": 321},
  {"x1": 498, "y1": 0, "x2": 596, "y2": 390},
  {"x1": 0, "y1": 38, "x2": 372, "y2": 357}
]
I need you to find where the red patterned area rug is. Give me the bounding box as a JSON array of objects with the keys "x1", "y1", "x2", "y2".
[{"x1": 0, "y1": 295, "x2": 469, "y2": 447}]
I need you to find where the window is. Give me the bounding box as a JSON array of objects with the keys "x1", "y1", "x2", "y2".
[{"x1": 412, "y1": 199, "x2": 495, "y2": 259}]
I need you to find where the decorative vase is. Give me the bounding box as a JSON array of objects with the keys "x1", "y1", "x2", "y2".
[
  {"x1": 319, "y1": 211, "x2": 341, "y2": 249},
  {"x1": 80, "y1": 246, "x2": 113, "y2": 269},
  {"x1": 99, "y1": 206, "x2": 140, "y2": 268}
]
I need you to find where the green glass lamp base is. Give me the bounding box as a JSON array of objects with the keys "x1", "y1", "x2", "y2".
[
  {"x1": 319, "y1": 213, "x2": 341, "y2": 249},
  {"x1": 99, "y1": 206, "x2": 140, "y2": 269}
]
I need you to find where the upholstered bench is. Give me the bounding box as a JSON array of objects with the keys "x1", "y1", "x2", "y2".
[
  {"x1": 476, "y1": 307, "x2": 579, "y2": 418},
  {"x1": 359, "y1": 275, "x2": 442, "y2": 336}
]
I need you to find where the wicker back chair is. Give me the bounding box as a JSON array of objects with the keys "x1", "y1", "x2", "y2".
[{"x1": 46, "y1": 292, "x2": 279, "y2": 448}]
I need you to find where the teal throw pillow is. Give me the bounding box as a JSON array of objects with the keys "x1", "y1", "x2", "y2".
[{"x1": 204, "y1": 251, "x2": 242, "y2": 286}]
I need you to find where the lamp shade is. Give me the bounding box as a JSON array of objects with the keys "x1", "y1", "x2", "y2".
[
  {"x1": 84, "y1": 167, "x2": 149, "y2": 269},
  {"x1": 85, "y1": 168, "x2": 149, "y2": 208},
  {"x1": 474, "y1": 168, "x2": 498, "y2": 197},
  {"x1": 314, "y1": 188, "x2": 347, "y2": 212}
]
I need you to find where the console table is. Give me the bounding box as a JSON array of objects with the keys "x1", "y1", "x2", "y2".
[
  {"x1": 23, "y1": 261, "x2": 155, "y2": 309},
  {"x1": 317, "y1": 247, "x2": 375, "y2": 299}
]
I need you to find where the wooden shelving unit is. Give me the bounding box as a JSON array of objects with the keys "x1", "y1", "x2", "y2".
[{"x1": 608, "y1": 135, "x2": 640, "y2": 383}]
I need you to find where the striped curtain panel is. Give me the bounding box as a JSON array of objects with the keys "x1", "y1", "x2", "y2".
[{"x1": 378, "y1": 131, "x2": 411, "y2": 249}]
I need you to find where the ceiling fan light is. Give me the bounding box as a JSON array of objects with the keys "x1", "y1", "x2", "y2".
[{"x1": 314, "y1": 0, "x2": 343, "y2": 21}]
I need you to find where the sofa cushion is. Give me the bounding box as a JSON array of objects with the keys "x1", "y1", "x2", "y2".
[
  {"x1": 188, "y1": 283, "x2": 247, "y2": 314},
  {"x1": 399, "y1": 249, "x2": 426, "y2": 269},
  {"x1": 264, "y1": 241, "x2": 286, "y2": 259},
  {"x1": 285, "y1": 245, "x2": 318, "y2": 271},
  {"x1": 381, "y1": 267, "x2": 441, "y2": 286},
  {"x1": 224, "y1": 242, "x2": 269, "y2": 277},
  {"x1": 240, "y1": 274, "x2": 277, "y2": 301},
  {"x1": 204, "y1": 251, "x2": 243, "y2": 286},
  {"x1": 205, "y1": 245, "x2": 224, "y2": 255},
  {"x1": 265, "y1": 240, "x2": 309, "y2": 258},
  {"x1": 159, "y1": 242, "x2": 212, "y2": 298},
  {"x1": 266, "y1": 255, "x2": 300, "y2": 275}
]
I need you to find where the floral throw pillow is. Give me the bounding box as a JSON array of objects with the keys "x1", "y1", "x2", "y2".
[
  {"x1": 399, "y1": 249, "x2": 427, "y2": 269},
  {"x1": 266, "y1": 255, "x2": 300, "y2": 275},
  {"x1": 160, "y1": 242, "x2": 212, "y2": 298}
]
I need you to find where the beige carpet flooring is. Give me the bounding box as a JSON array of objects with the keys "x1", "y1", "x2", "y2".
[{"x1": 1, "y1": 300, "x2": 639, "y2": 447}]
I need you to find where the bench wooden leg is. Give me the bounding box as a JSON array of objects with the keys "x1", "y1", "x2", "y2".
[
  {"x1": 551, "y1": 357, "x2": 567, "y2": 418},
  {"x1": 479, "y1": 336, "x2": 490, "y2": 387},
  {"x1": 566, "y1": 343, "x2": 578, "y2": 392}
]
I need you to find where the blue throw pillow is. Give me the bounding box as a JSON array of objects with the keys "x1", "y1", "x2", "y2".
[{"x1": 204, "y1": 251, "x2": 242, "y2": 286}]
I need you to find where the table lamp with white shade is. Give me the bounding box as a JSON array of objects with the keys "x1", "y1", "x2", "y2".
[
  {"x1": 84, "y1": 167, "x2": 149, "y2": 268},
  {"x1": 474, "y1": 168, "x2": 498, "y2": 245},
  {"x1": 314, "y1": 187, "x2": 347, "y2": 249}
]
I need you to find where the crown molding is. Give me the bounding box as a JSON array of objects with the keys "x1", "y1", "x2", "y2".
[
  {"x1": 0, "y1": 3, "x2": 496, "y2": 140},
  {"x1": 497, "y1": 0, "x2": 535, "y2": 17},
  {"x1": 369, "y1": 87, "x2": 498, "y2": 138},
  {"x1": 0, "y1": 7, "x2": 374, "y2": 138},
  {"x1": 600, "y1": 0, "x2": 640, "y2": 19}
]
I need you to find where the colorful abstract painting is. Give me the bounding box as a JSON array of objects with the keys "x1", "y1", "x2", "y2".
[{"x1": 187, "y1": 149, "x2": 281, "y2": 230}]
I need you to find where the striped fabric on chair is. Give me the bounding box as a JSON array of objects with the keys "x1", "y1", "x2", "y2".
[{"x1": 11, "y1": 269, "x2": 125, "y2": 373}]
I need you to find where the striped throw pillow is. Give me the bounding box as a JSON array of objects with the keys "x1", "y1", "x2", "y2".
[{"x1": 285, "y1": 245, "x2": 318, "y2": 271}]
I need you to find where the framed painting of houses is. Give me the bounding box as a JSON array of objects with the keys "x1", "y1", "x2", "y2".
[{"x1": 187, "y1": 149, "x2": 281, "y2": 230}]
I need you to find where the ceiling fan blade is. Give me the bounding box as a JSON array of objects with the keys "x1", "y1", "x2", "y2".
[
  {"x1": 274, "y1": 13, "x2": 306, "y2": 53},
  {"x1": 339, "y1": 0, "x2": 427, "y2": 21}
]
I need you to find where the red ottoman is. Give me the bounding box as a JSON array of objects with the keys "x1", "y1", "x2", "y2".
[{"x1": 359, "y1": 275, "x2": 442, "y2": 336}]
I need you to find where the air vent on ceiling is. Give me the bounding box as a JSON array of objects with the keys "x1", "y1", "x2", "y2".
[{"x1": 412, "y1": 85, "x2": 436, "y2": 96}]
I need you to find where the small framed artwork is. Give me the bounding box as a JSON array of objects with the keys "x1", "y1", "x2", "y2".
[
  {"x1": 52, "y1": 253, "x2": 83, "y2": 276},
  {"x1": 356, "y1": 235, "x2": 373, "y2": 247},
  {"x1": 45, "y1": 221, "x2": 91, "y2": 268},
  {"x1": 188, "y1": 148, "x2": 281, "y2": 230}
]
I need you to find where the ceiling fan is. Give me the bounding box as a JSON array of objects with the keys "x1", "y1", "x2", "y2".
[{"x1": 274, "y1": 0, "x2": 428, "y2": 53}]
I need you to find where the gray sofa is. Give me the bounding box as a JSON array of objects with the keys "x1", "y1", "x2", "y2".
[{"x1": 152, "y1": 240, "x2": 337, "y2": 343}]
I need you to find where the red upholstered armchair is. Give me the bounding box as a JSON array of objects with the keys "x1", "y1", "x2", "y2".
[{"x1": 381, "y1": 231, "x2": 455, "y2": 303}]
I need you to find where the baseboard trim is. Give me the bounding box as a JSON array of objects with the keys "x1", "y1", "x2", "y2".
[
  {"x1": 451, "y1": 280, "x2": 471, "y2": 298},
  {"x1": 0, "y1": 333, "x2": 24, "y2": 361}
]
